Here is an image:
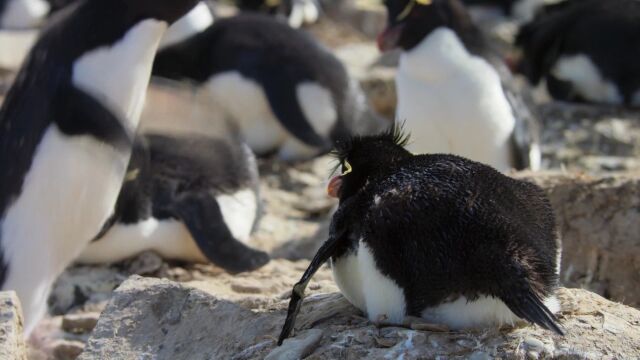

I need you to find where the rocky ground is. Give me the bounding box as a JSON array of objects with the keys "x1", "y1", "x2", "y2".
[{"x1": 0, "y1": 2, "x2": 639, "y2": 360}]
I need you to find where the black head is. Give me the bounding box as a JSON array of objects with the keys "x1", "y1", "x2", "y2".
[
  {"x1": 328, "y1": 124, "x2": 412, "y2": 201},
  {"x1": 128, "y1": 0, "x2": 201, "y2": 24},
  {"x1": 378, "y1": 0, "x2": 475, "y2": 52}
]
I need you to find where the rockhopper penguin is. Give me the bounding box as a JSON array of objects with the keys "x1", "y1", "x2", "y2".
[
  {"x1": 378, "y1": 0, "x2": 541, "y2": 172},
  {"x1": 0, "y1": 0, "x2": 199, "y2": 334},
  {"x1": 153, "y1": 14, "x2": 389, "y2": 161},
  {"x1": 516, "y1": 0, "x2": 640, "y2": 107},
  {"x1": 278, "y1": 126, "x2": 564, "y2": 344},
  {"x1": 78, "y1": 131, "x2": 270, "y2": 273}
]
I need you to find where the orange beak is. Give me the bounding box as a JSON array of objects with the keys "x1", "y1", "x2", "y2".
[{"x1": 327, "y1": 176, "x2": 342, "y2": 198}]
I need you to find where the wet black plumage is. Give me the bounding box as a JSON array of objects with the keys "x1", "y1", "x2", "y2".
[{"x1": 279, "y1": 126, "x2": 563, "y2": 344}]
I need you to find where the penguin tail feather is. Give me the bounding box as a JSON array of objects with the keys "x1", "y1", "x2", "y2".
[{"x1": 501, "y1": 286, "x2": 565, "y2": 336}]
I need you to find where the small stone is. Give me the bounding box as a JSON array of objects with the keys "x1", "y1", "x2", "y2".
[
  {"x1": 410, "y1": 322, "x2": 449, "y2": 332},
  {"x1": 231, "y1": 281, "x2": 266, "y2": 294},
  {"x1": 469, "y1": 351, "x2": 492, "y2": 360},
  {"x1": 524, "y1": 337, "x2": 545, "y2": 353},
  {"x1": 53, "y1": 340, "x2": 84, "y2": 360},
  {"x1": 61, "y1": 313, "x2": 100, "y2": 334},
  {"x1": 265, "y1": 329, "x2": 323, "y2": 360},
  {"x1": 127, "y1": 251, "x2": 164, "y2": 275},
  {"x1": 374, "y1": 336, "x2": 396, "y2": 348},
  {"x1": 527, "y1": 350, "x2": 540, "y2": 360}
]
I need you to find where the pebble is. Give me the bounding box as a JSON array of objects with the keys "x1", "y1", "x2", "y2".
[
  {"x1": 61, "y1": 313, "x2": 100, "y2": 334},
  {"x1": 53, "y1": 340, "x2": 84, "y2": 360},
  {"x1": 265, "y1": 329, "x2": 323, "y2": 360},
  {"x1": 524, "y1": 337, "x2": 545, "y2": 353},
  {"x1": 126, "y1": 252, "x2": 164, "y2": 275}
]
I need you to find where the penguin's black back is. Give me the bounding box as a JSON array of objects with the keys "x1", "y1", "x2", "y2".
[
  {"x1": 516, "y1": 0, "x2": 640, "y2": 104},
  {"x1": 153, "y1": 14, "x2": 355, "y2": 143},
  {"x1": 113, "y1": 133, "x2": 258, "y2": 225},
  {"x1": 342, "y1": 154, "x2": 558, "y2": 316}
]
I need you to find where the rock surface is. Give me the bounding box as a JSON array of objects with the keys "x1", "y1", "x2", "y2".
[
  {"x1": 80, "y1": 275, "x2": 640, "y2": 360},
  {"x1": 518, "y1": 171, "x2": 640, "y2": 308},
  {"x1": 0, "y1": 291, "x2": 27, "y2": 360}
]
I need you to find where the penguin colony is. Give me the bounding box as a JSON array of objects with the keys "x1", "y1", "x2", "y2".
[{"x1": 0, "y1": 0, "x2": 636, "y2": 348}]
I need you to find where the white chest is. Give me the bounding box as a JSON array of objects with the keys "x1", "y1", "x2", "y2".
[
  {"x1": 395, "y1": 28, "x2": 515, "y2": 172},
  {"x1": 331, "y1": 240, "x2": 406, "y2": 324},
  {"x1": 0, "y1": 126, "x2": 128, "y2": 334}
]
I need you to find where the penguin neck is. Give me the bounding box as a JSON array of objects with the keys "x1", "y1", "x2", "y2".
[
  {"x1": 159, "y1": 2, "x2": 214, "y2": 49},
  {"x1": 399, "y1": 27, "x2": 476, "y2": 82},
  {"x1": 71, "y1": 19, "x2": 168, "y2": 132}
]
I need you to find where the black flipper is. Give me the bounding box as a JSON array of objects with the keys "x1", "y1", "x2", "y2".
[
  {"x1": 258, "y1": 73, "x2": 330, "y2": 151},
  {"x1": 501, "y1": 285, "x2": 565, "y2": 336},
  {"x1": 168, "y1": 192, "x2": 270, "y2": 273},
  {"x1": 54, "y1": 84, "x2": 132, "y2": 152},
  {"x1": 277, "y1": 198, "x2": 353, "y2": 345}
]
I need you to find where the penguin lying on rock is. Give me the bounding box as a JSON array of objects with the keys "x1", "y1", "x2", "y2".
[
  {"x1": 153, "y1": 14, "x2": 389, "y2": 161},
  {"x1": 278, "y1": 126, "x2": 564, "y2": 344},
  {"x1": 78, "y1": 132, "x2": 269, "y2": 273},
  {"x1": 378, "y1": 0, "x2": 541, "y2": 173},
  {"x1": 0, "y1": 0, "x2": 199, "y2": 334},
  {"x1": 516, "y1": 0, "x2": 640, "y2": 107}
]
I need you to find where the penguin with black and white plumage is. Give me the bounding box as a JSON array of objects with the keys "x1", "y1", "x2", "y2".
[
  {"x1": 278, "y1": 126, "x2": 564, "y2": 344},
  {"x1": 153, "y1": 13, "x2": 389, "y2": 161},
  {"x1": 516, "y1": 0, "x2": 640, "y2": 107},
  {"x1": 378, "y1": 0, "x2": 541, "y2": 173},
  {"x1": 236, "y1": 0, "x2": 321, "y2": 28},
  {"x1": 78, "y1": 130, "x2": 270, "y2": 273},
  {"x1": 0, "y1": 0, "x2": 199, "y2": 334}
]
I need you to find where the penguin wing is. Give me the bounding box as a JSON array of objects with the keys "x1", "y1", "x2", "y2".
[
  {"x1": 163, "y1": 192, "x2": 269, "y2": 273},
  {"x1": 259, "y1": 74, "x2": 330, "y2": 150},
  {"x1": 515, "y1": 8, "x2": 570, "y2": 85},
  {"x1": 54, "y1": 84, "x2": 132, "y2": 151}
]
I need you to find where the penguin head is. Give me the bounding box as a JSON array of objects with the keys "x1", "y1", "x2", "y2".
[
  {"x1": 378, "y1": 0, "x2": 473, "y2": 52},
  {"x1": 328, "y1": 125, "x2": 411, "y2": 201},
  {"x1": 123, "y1": 0, "x2": 202, "y2": 24}
]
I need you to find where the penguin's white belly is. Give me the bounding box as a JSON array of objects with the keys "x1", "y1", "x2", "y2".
[
  {"x1": 78, "y1": 218, "x2": 207, "y2": 264},
  {"x1": 204, "y1": 72, "x2": 321, "y2": 160},
  {"x1": 396, "y1": 67, "x2": 515, "y2": 172},
  {"x1": 79, "y1": 188, "x2": 258, "y2": 264},
  {"x1": 331, "y1": 240, "x2": 406, "y2": 324},
  {"x1": 215, "y1": 188, "x2": 258, "y2": 243},
  {"x1": 421, "y1": 294, "x2": 560, "y2": 330},
  {"x1": 551, "y1": 54, "x2": 624, "y2": 105},
  {"x1": 0, "y1": 126, "x2": 127, "y2": 334},
  {"x1": 396, "y1": 28, "x2": 516, "y2": 172}
]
